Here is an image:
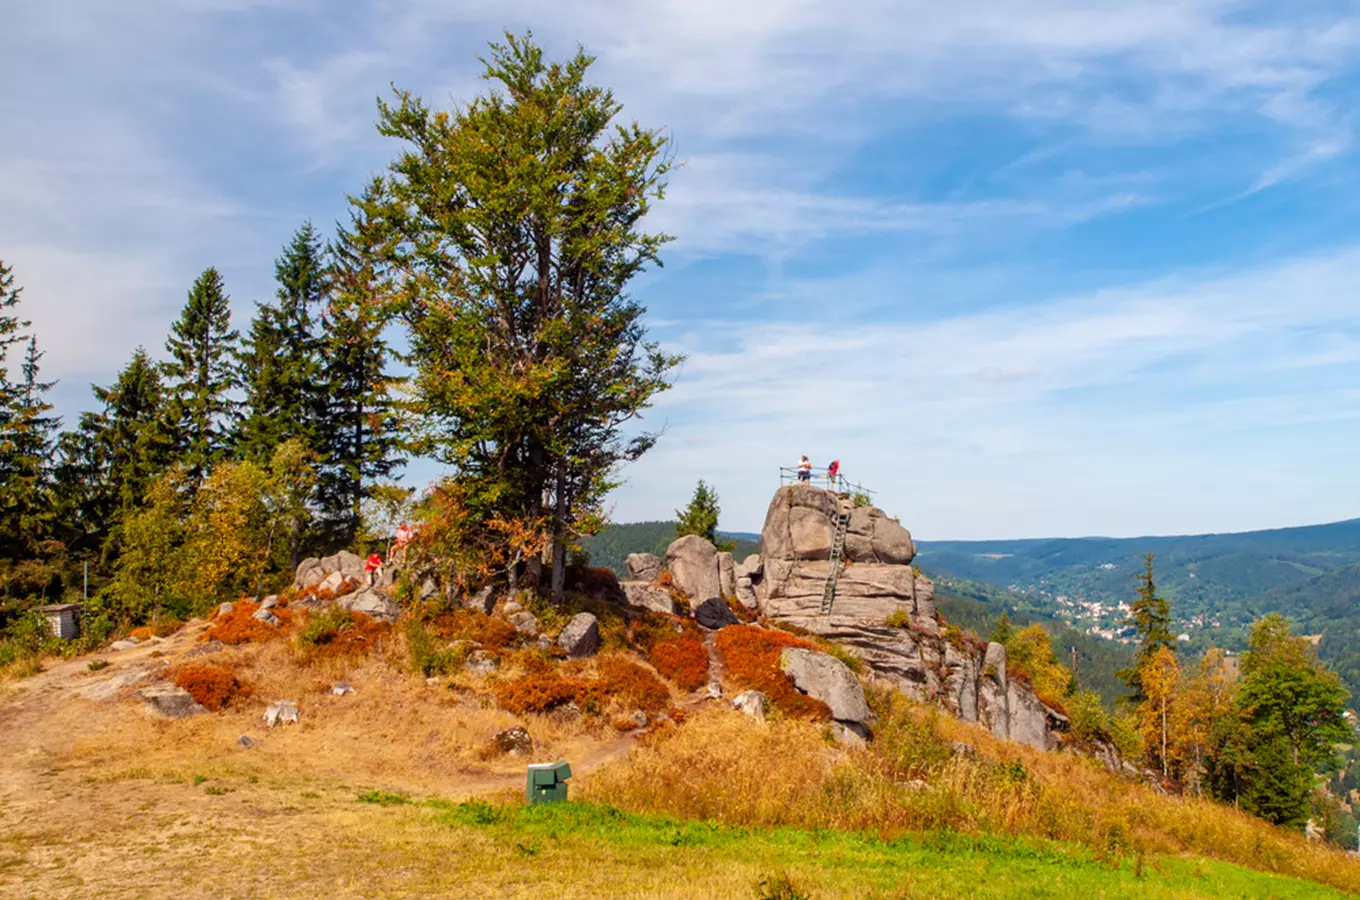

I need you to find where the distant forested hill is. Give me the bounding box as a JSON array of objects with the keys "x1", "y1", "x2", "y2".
[{"x1": 581, "y1": 522, "x2": 759, "y2": 575}]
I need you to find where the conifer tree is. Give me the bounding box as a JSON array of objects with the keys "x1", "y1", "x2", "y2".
[
  {"x1": 0, "y1": 337, "x2": 59, "y2": 558},
  {"x1": 237, "y1": 223, "x2": 328, "y2": 465},
  {"x1": 162, "y1": 267, "x2": 238, "y2": 483},
  {"x1": 1119, "y1": 553, "x2": 1175, "y2": 700},
  {"x1": 318, "y1": 210, "x2": 404, "y2": 546},
  {"x1": 675, "y1": 480, "x2": 721, "y2": 545},
  {"x1": 362, "y1": 34, "x2": 679, "y2": 600}
]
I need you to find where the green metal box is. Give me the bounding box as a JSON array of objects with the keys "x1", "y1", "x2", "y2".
[{"x1": 526, "y1": 761, "x2": 572, "y2": 804}]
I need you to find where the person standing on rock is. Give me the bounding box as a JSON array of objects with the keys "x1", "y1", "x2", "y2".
[
  {"x1": 827, "y1": 459, "x2": 840, "y2": 488},
  {"x1": 797, "y1": 455, "x2": 812, "y2": 483},
  {"x1": 365, "y1": 552, "x2": 384, "y2": 586}
]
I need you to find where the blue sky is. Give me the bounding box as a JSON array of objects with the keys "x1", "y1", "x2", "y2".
[{"x1": 7, "y1": 1, "x2": 1360, "y2": 539}]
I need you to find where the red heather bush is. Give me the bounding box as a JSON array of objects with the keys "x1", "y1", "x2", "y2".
[
  {"x1": 648, "y1": 637, "x2": 709, "y2": 693},
  {"x1": 429, "y1": 609, "x2": 519, "y2": 651},
  {"x1": 172, "y1": 664, "x2": 252, "y2": 711},
  {"x1": 596, "y1": 655, "x2": 671, "y2": 714},
  {"x1": 714, "y1": 625, "x2": 831, "y2": 720},
  {"x1": 203, "y1": 600, "x2": 291, "y2": 645},
  {"x1": 494, "y1": 672, "x2": 591, "y2": 715}
]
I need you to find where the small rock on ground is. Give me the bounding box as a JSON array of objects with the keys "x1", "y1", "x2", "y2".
[
  {"x1": 264, "y1": 701, "x2": 300, "y2": 727},
  {"x1": 331, "y1": 682, "x2": 354, "y2": 696},
  {"x1": 493, "y1": 726, "x2": 534, "y2": 756}
]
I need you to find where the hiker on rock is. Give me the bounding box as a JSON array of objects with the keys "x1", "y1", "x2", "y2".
[
  {"x1": 797, "y1": 455, "x2": 812, "y2": 483},
  {"x1": 365, "y1": 551, "x2": 384, "y2": 586}
]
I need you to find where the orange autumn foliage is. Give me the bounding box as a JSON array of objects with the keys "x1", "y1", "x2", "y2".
[
  {"x1": 428, "y1": 609, "x2": 518, "y2": 650},
  {"x1": 596, "y1": 655, "x2": 670, "y2": 713},
  {"x1": 648, "y1": 636, "x2": 709, "y2": 693},
  {"x1": 494, "y1": 671, "x2": 592, "y2": 715},
  {"x1": 172, "y1": 664, "x2": 252, "y2": 711},
  {"x1": 203, "y1": 600, "x2": 291, "y2": 645},
  {"x1": 714, "y1": 625, "x2": 831, "y2": 720}
]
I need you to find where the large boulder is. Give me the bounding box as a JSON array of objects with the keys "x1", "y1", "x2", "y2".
[
  {"x1": 842, "y1": 508, "x2": 916, "y2": 565},
  {"x1": 693, "y1": 596, "x2": 739, "y2": 630},
  {"x1": 666, "y1": 534, "x2": 721, "y2": 604},
  {"x1": 557, "y1": 613, "x2": 601, "y2": 658},
  {"x1": 321, "y1": 551, "x2": 365, "y2": 579},
  {"x1": 978, "y1": 642, "x2": 1009, "y2": 741},
  {"x1": 293, "y1": 557, "x2": 325, "y2": 589},
  {"x1": 943, "y1": 642, "x2": 980, "y2": 724},
  {"x1": 779, "y1": 647, "x2": 871, "y2": 724},
  {"x1": 137, "y1": 683, "x2": 207, "y2": 719},
  {"x1": 717, "y1": 552, "x2": 736, "y2": 598},
  {"x1": 508, "y1": 611, "x2": 539, "y2": 637},
  {"x1": 1007, "y1": 680, "x2": 1054, "y2": 750},
  {"x1": 621, "y1": 582, "x2": 683, "y2": 615},
  {"x1": 338, "y1": 588, "x2": 400, "y2": 622},
  {"x1": 731, "y1": 690, "x2": 767, "y2": 721},
  {"x1": 626, "y1": 553, "x2": 664, "y2": 583},
  {"x1": 759, "y1": 558, "x2": 932, "y2": 622}
]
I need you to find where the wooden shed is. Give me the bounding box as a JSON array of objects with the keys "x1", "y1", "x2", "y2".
[{"x1": 39, "y1": 603, "x2": 83, "y2": 641}]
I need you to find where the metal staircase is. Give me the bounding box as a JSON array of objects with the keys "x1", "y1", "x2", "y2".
[{"x1": 819, "y1": 498, "x2": 854, "y2": 615}]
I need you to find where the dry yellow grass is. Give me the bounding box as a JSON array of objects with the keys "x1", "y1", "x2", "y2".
[{"x1": 586, "y1": 696, "x2": 1360, "y2": 895}]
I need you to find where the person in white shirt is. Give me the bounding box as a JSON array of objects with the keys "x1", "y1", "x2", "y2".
[{"x1": 797, "y1": 455, "x2": 812, "y2": 483}]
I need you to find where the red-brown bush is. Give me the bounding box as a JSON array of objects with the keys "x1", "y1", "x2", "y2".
[
  {"x1": 714, "y1": 625, "x2": 831, "y2": 720},
  {"x1": 202, "y1": 600, "x2": 291, "y2": 645},
  {"x1": 172, "y1": 664, "x2": 252, "y2": 711},
  {"x1": 648, "y1": 637, "x2": 709, "y2": 692},
  {"x1": 428, "y1": 609, "x2": 519, "y2": 650},
  {"x1": 493, "y1": 672, "x2": 592, "y2": 715}
]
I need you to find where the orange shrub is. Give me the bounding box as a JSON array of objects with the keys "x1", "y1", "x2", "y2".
[
  {"x1": 656, "y1": 571, "x2": 674, "y2": 588},
  {"x1": 596, "y1": 655, "x2": 670, "y2": 713},
  {"x1": 648, "y1": 637, "x2": 709, "y2": 692},
  {"x1": 172, "y1": 664, "x2": 252, "y2": 711},
  {"x1": 714, "y1": 625, "x2": 831, "y2": 720},
  {"x1": 429, "y1": 609, "x2": 518, "y2": 650},
  {"x1": 203, "y1": 600, "x2": 291, "y2": 645},
  {"x1": 493, "y1": 672, "x2": 592, "y2": 715},
  {"x1": 129, "y1": 627, "x2": 152, "y2": 641},
  {"x1": 627, "y1": 612, "x2": 700, "y2": 652}
]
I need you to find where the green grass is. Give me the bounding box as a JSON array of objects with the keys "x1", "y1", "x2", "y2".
[{"x1": 404, "y1": 799, "x2": 1349, "y2": 899}]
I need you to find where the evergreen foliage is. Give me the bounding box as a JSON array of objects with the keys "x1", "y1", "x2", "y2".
[
  {"x1": 675, "y1": 480, "x2": 721, "y2": 545},
  {"x1": 1119, "y1": 553, "x2": 1175, "y2": 700},
  {"x1": 237, "y1": 223, "x2": 328, "y2": 465},
  {"x1": 162, "y1": 267, "x2": 238, "y2": 483},
  {"x1": 361, "y1": 32, "x2": 680, "y2": 600}
]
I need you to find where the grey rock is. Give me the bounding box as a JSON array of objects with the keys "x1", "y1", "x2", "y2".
[
  {"x1": 252, "y1": 608, "x2": 280, "y2": 626},
  {"x1": 420, "y1": 578, "x2": 438, "y2": 601},
  {"x1": 339, "y1": 588, "x2": 401, "y2": 623},
  {"x1": 508, "y1": 611, "x2": 538, "y2": 637},
  {"x1": 331, "y1": 681, "x2": 354, "y2": 696},
  {"x1": 80, "y1": 666, "x2": 154, "y2": 701},
  {"x1": 237, "y1": 735, "x2": 256, "y2": 748},
  {"x1": 318, "y1": 571, "x2": 346, "y2": 595},
  {"x1": 1006, "y1": 680, "x2": 1053, "y2": 750},
  {"x1": 137, "y1": 682, "x2": 207, "y2": 719},
  {"x1": 493, "y1": 725, "x2": 534, "y2": 756},
  {"x1": 626, "y1": 710, "x2": 648, "y2": 728},
  {"x1": 536, "y1": 635, "x2": 552, "y2": 650},
  {"x1": 705, "y1": 682, "x2": 723, "y2": 700},
  {"x1": 757, "y1": 485, "x2": 839, "y2": 563},
  {"x1": 465, "y1": 650, "x2": 498, "y2": 676},
  {"x1": 943, "y1": 642, "x2": 980, "y2": 724},
  {"x1": 621, "y1": 581, "x2": 682, "y2": 616},
  {"x1": 260, "y1": 595, "x2": 278, "y2": 610},
  {"x1": 717, "y1": 551, "x2": 736, "y2": 598},
  {"x1": 293, "y1": 557, "x2": 325, "y2": 589},
  {"x1": 693, "y1": 596, "x2": 739, "y2": 630},
  {"x1": 758, "y1": 559, "x2": 932, "y2": 622},
  {"x1": 737, "y1": 554, "x2": 762, "y2": 577},
  {"x1": 557, "y1": 613, "x2": 601, "y2": 659},
  {"x1": 734, "y1": 575, "x2": 759, "y2": 610},
  {"x1": 186, "y1": 639, "x2": 225, "y2": 659},
  {"x1": 665, "y1": 534, "x2": 721, "y2": 604},
  {"x1": 110, "y1": 639, "x2": 140, "y2": 652},
  {"x1": 218, "y1": 602, "x2": 234, "y2": 616},
  {"x1": 264, "y1": 701, "x2": 300, "y2": 728},
  {"x1": 467, "y1": 585, "x2": 497, "y2": 615},
  {"x1": 731, "y1": 690, "x2": 767, "y2": 721},
  {"x1": 502, "y1": 600, "x2": 523, "y2": 614},
  {"x1": 320, "y1": 550, "x2": 365, "y2": 579},
  {"x1": 829, "y1": 720, "x2": 869, "y2": 748},
  {"x1": 779, "y1": 647, "x2": 871, "y2": 723},
  {"x1": 549, "y1": 701, "x2": 582, "y2": 723},
  {"x1": 625, "y1": 552, "x2": 664, "y2": 583}
]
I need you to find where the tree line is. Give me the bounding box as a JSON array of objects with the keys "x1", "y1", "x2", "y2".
[{"x1": 0, "y1": 33, "x2": 678, "y2": 652}]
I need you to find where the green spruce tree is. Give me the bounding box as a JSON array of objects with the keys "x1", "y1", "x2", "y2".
[
  {"x1": 1118, "y1": 552, "x2": 1175, "y2": 700},
  {"x1": 318, "y1": 209, "x2": 404, "y2": 546},
  {"x1": 237, "y1": 223, "x2": 328, "y2": 465},
  {"x1": 162, "y1": 267, "x2": 238, "y2": 483},
  {"x1": 0, "y1": 337, "x2": 59, "y2": 559},
  {"x1": 675, "y1": 479, "x2": 721, "y2": 545}
]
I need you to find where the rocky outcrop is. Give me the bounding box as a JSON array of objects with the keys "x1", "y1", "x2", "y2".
[
  {"x1": 137, "y1": 683, "x2": 206, "y2": 718},
  {"x1": 294, "y1": 551, "x2": 366, "y2": 589},
  {"x1": 666, "y1": 535, "x2": 721, "y2": 604},
  {"x1": 338, "y1": 588, "x2": 400, "y2": 623},
  {"x1": 620, "y1": 582, "x2": 682, "y2": 615},
  {"x1": 717, "y1": 552, "x2": 736, "y2": 598},
  {"x1": 557, "y1": 613, "x2": 601, "y2": 658},
  {"x1": 752, "y1": 484, "x2": 1067, "y2": 751},
  {"x1": 626, "y1": 553, "x2": 663, "y2": 583},
  {"x1": 779, "y1": 648, "x2": 871, "y2": 724}
]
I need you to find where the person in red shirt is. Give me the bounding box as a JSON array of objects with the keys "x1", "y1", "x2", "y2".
[{"x1": 365, "y1": 552, "x2": 384, "y2": 587}]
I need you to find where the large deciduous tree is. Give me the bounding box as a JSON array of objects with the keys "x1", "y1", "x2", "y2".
[
  {"x1": 163, "y1": 267, "x2": 238, "y2": 483},
  {"x1": 361, "y1": 33, "x2": 680, "y2": 600}
]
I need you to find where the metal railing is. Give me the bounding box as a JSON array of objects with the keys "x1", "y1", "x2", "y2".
[{"x1": 778, "y1": 466, "x2": 875, "y2": 500}]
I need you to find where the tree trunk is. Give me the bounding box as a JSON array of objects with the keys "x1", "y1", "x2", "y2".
[{"x1": 550, "y1": 460, "x2": 567, "y2": 604}]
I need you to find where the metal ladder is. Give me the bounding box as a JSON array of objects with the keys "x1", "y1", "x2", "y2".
[{"x1": 819, "y1": 499, "x2": 853, "y2": 615}]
